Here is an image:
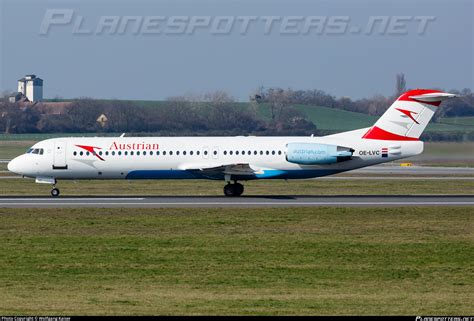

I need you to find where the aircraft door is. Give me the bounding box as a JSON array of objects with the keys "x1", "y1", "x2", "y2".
[{"x1": 53, "y1": 141, "x2": 68, "y2": 170}]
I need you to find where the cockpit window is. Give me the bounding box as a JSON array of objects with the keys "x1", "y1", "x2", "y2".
[{"x1": 27, "y1": 148, "x2": 44, "y2": 155}]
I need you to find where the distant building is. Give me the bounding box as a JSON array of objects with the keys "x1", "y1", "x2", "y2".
[
  {"x1": 13, "y1": 74, "x2": 43, "y2": 102},
  {"x1": 9, "y1": 92, "x2": 26, "y2": 103}
]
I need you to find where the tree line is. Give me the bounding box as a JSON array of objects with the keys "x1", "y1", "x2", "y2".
[
  {"x1": 0, "y1": 90, "x2": 315, "y2": 136},
  {"x1": 1, "y1": 81, "x2": 473, "y2": 140}
]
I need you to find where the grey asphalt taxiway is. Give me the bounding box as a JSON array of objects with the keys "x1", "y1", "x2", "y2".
[{"x1": 0, "y1": 195, "x2": 473, "y2": 208}]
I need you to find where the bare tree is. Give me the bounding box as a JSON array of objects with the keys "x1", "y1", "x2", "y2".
[
  {"x1": 203, "y1": 90, "x2": 235, "y2": 104},
  {"x1": 396, "y1": 73, "x2": 407, "y2": 96},
  {"x1": 267, "y1": 88, "x2": 291, "y2": 121}
]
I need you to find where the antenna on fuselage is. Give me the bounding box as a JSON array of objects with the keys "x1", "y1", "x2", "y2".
[{"x1": 120, "y1": 133, "x2": 126, "y2": 138}]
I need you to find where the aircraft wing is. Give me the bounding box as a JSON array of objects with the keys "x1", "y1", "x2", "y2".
[{"x1": 180, "y1": 163, "x2": 263, "y2": 180}]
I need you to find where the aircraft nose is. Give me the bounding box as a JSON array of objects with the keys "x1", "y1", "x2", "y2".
[{"x1": 8, "y1": 157, "x2": 22, "y2": 175}]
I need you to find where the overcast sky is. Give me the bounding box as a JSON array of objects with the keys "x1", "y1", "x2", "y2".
[{"x1": 0, "y1": 0, "x2": 472, "y2": 100}]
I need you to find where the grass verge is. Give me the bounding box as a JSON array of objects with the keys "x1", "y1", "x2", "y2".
[{"x1": 0, "y1": 207, "x2": 472, "y2": 315}]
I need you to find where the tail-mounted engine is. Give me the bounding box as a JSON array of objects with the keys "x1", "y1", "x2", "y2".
[{"x1": 286, "y1": 143, "x2": 354, "y2": 165}]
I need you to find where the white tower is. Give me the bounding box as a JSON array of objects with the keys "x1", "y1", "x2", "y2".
[{"x1": 17, "y1": 75, "x2": 43, "y2": 102}]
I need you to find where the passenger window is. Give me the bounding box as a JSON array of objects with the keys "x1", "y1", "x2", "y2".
[
  {"x1": 236, "y1": 151, "x2": 239, "y2": 155},
  {"x1": 260, "y1": 151, "x2": 263, "y2": 155},
  {"x1": 124, "y1": 151, "x2": 128, "y2": 156},
  {"x1": 111, "y1": 151, "x2": 115, "y2": 156},
  {"x1": 266, "y1": 151, "x2": 269, "y2": 155},
  {"x1": 157, "y1": 151, "x2": 160, "y2": 156},
  {"x1": 190, "y1": 151, "x2": 193, "y2": 156},
  {"x1": 143, "y1": 151, "x2": 147, "y2": 156},
  {"x1": 118, "y1": 151, "x2": 122, "y2": 156},
  {"x1": 150, "y1": 151, "x2": 153, "y2": 156},
  {"x1": 170, "y1": 151, "x2": 173, "y2": 156},
  {"x1": 278, "y1": 151, "x2": 282, "y2": 155},
  {"x1": 254, "y1": 151, "x2": 257, "y2": 155},
  {"x1": 223, "y1": 151, "x2": 227, "y2": 155},
  {"x1": 163, "y1": 151, "x2": 167, "y2": 155},
  {"x1": 137, "y1": 151, "x2": 140, "y2": 156},
  {"x1": 73, "y1": 151, "x2": 77, "y2": 156},
  {"x1": 272, "y1": 151, "x2": 275, "y2": 155},
  {"x1": 130, "y1": 151, "x2": 134, "y2": 156},
  {"x1": 183, "y1": 151, "x2": 186, "y2": 156},
  {"x1": 80, "y1": 151, "x2": 84, "y2": 156}
]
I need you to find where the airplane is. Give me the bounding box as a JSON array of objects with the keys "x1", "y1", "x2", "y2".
[{"x1": 7, "y1": 89, "x2": 457, "y2": 197}]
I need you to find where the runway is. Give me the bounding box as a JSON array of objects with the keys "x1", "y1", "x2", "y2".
[{"x1": 0, "y1": 195, "x2": 472, "y2": 208}]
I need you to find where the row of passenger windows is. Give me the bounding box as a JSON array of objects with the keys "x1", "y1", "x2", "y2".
[{"x1": 73, "y1": 150, "x2": 284, "y2": 157}]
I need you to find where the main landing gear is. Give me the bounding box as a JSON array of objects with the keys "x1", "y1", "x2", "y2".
[
  {"x1": 224, "y1": 182, "x2": 244, "y2": 197},
  {"x1": 51, "y1": 186, "x2": 60, "y2": 197}
]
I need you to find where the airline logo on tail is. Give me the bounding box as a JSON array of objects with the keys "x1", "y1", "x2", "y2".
[{"x1": 395, "y1": 108, "x2": 419, "y2": 124}]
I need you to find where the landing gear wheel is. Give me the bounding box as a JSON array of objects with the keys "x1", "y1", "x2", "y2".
[
  {"x1": 224, "y1": 184, "x2": 235, "y2": 197},
  {"x1": 234, "y1": 183, "x2": 244, "y2": 196},
  {"x1": 51, "y1": 188, "x2": 60, "y2": 197},
  {"x1": 223, "y1": 183, "x2": 244, "y2": 197}
]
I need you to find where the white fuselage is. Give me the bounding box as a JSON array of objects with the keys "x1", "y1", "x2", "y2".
[{"x1": 8, "y1": 129, "x2": 423, "y2": 182}]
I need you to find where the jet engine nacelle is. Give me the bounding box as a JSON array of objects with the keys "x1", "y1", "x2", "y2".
[{"x1": 286, "y1": 143, "x2": 353, "y2": 165}]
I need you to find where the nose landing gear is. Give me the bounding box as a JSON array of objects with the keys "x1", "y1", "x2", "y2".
[
  {"x1": 224, "y1": 182, "x2": 244, "y2": 197},
  {"x1": 51, "y1": 186, "x2": 60, "y2": 197}
]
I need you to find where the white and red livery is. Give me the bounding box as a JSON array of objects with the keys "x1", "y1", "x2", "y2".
[{"x1": 8, "y1": 89, "x2": 456, "y2": 196}]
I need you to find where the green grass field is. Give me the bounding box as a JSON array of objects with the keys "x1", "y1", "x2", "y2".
[
  {"x1": 440, "y1": 116, "x2": 474, "y2": 127},
  {"x1": 254, "y1": 103, "x2": 474, "y2": 132},
  {"x1": 0, "y1": 207, "x2": 472, "y2": 315}
]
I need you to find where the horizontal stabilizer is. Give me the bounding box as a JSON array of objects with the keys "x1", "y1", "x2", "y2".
[{"x1": 409, "y1": 92, "x2": 457, "y2": 103}]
